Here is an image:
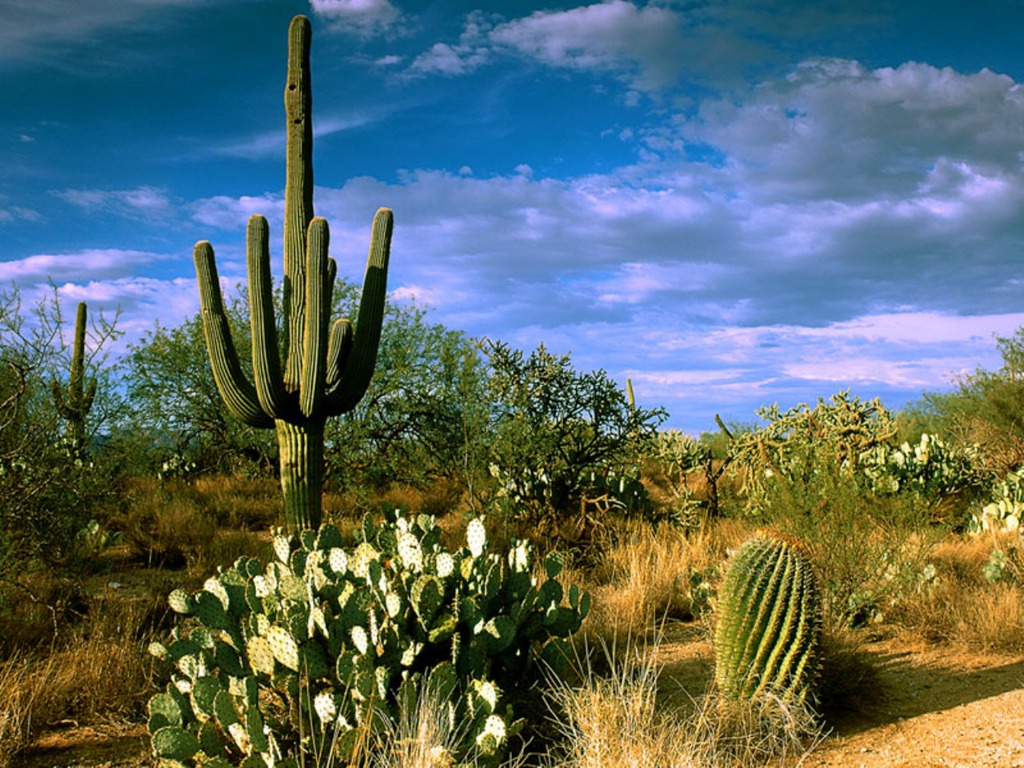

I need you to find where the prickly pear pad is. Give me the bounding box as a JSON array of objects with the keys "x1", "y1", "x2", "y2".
[{"x1": 148, "y1": 508, "x2": 589, "y2": 767}]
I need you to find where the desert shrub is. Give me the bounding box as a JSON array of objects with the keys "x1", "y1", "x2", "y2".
[
  {"x1": 911, "y1": 327, "x2": 1024, "y2": 473},
  {"x1": 484, "y1": 341, "x2": 665, "y2": 535},
  {"x1": 147, "y1": 509, "x2": 589, "y2": 766},
  {"x1": 727, "y1": 390, "x2": 896, "y2": 517},
  {"x1": 758, "y1": 443, "x2": 938, "y2": 629},
  {"x1": 0, "y1": 288, "x2": 124, "y2": 625}
]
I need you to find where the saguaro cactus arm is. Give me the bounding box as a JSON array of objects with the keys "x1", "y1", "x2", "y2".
[
  {"x1": 325, "y1": 207, "x2": 393, "y2": 415},
  {"x1": 246, "y1": 215, "x2": 290, "y2": 420},
  {"x1": 194, "y1": 242, "x2": 274, "y2": 429}
]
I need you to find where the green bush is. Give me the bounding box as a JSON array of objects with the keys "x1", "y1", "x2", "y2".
[{"x1": 147, "y1": 508, "x2": 589, "y2": 766}]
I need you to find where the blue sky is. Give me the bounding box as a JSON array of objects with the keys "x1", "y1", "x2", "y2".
[{"x1": 3, "y1": 0, "x2": 1024, "y2": 434}]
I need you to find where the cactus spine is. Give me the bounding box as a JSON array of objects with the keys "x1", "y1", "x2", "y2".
[
  {"x1": 714, "y1": 529, "x2": 821, "y2": 706},
  {"x1": 51, "y1": 301, "x2": 96, "y2": 454},
  {"x1": 193, "y1": 15, "x2": 393, "y2": 533}
]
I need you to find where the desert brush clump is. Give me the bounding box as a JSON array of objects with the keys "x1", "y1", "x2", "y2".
[
  {"x1": 194, "y1": 14, "x2": 393, "y2": 534},
  {"x1": 147, "y1": 508, "x2": 589, "y2": 766}
]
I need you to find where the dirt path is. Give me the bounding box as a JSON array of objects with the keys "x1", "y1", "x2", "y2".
[
  {"x1": 12, "y1": 624, "x2": 1024, "y2": 767},
  {"x1": 654, "y1": 622, "x2": 1024, "y2": 767}
]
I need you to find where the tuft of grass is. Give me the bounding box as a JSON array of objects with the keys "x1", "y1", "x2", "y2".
[
  {"x1": 544, "y1": 636, "x2": 821, "y2": 768},
  {"x1": 890, "y1": 532, "x2": 1024, "y2": 651}
]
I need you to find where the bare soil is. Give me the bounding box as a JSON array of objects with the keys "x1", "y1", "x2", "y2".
[
  {"x1": 11, "y1": 622, "x2": 1024, "y2": 767},
  {"x1": 654, "y1": 622, "x2": 1024, "y2": 768}
]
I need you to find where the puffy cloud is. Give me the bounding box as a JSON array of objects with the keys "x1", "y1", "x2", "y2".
[
  {"x1": 489, "y1": 0, "x2": 686, "y2": 92},
  {"x1": 308, "y1": 0, "x2": 401, "y2": 36},
  {"x1": 408, "y1": 11, "x2": 493, "y2": 76},
  {"x1": 0, "y1": 249, "x2": 163, "y2": 283},
  {"x1": 407, "y1": 2, "x2": 686, "y2": 92}
]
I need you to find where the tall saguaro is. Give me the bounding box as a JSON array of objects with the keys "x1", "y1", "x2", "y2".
[{"x1": 193, "y1": 15, "x2": 393, "y2": 533}]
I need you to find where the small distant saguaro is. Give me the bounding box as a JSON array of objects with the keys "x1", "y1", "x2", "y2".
[
  {"x1": 193, "y1": 15, "x2": 394, "y2": 533},
  {"x1": 51, "y1": 301, "x2": 97, "y2": 455}
]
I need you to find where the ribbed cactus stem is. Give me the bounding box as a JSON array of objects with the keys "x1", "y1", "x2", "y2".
[
  {"x1": 278, "y1": 420, "x2": 325, "y2": 535},
  {"x1": 192, "y1": 15, "x2": 393, "y2": 533},
  {"x1": 714, "y1": 530, "x2": 821, "y2": 706},
  {"x1": 52, "y1": 301, "x2": 97, "y2": 453}
]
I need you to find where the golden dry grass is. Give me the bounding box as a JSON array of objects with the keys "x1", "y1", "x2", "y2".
[
  {"x1": 0, "y1": 598, "x2": 157, "y2": 766},
  {"x1": 883, "y1": 532, "x2": 1024, "y2": 651},
  {"x1": 544, "y1": 636, "x2": 820, "y2": 768},
  {"x1": 580, "y1": 519, "x2": 750, "y2": 644}
]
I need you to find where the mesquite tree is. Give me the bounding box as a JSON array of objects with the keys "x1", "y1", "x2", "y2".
[{"x1": 194, "y1": 15, "x2": 393, "y2": 533}]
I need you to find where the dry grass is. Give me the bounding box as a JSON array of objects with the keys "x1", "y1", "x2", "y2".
[
  {"x1": 544, "y1": 636, "x2": 821, "y2": 768},
  {"x1": 889, "y1": 532, "x2": 1024, "y2": 651},
  {"x1": 580, "y1": 519, "x2": 749, "y2": 644},
  {"x1": 0, "y1": 598, "x2": 158, "y2": 766},
  {"x1": 117, "y1": 477, "x2": 272, "y2": 575}
]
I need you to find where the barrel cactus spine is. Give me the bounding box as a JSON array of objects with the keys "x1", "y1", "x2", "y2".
[
  {"x1": 713, "y1": 529, "x2": 822, "y2": 707},
  {"x1": 194, "y1": 15, "x2": 393, "y2": 533},
  {"x1": 51, "y1": 301, "x2": 97, "y2": 454}
]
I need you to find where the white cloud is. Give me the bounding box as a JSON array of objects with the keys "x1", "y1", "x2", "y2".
[
  {"x1": 0, "y1": 249, "x2": 163, "y2": 283},
  {"x1": 191, "y1": 194, "x2": 283, "y2": 231},
  {"x1": 489, "y1": 0, "x2": 686, "y2": 92},
  {"x1": 0, "y1": 0, "x2": 211, "y2": 66},
  {"x1": 308, "y1": 0, "x2": 400, "y2": 36},
  {"x1": 406, "y1": 2, "x2": 686, "y2": 92},
  {"x1": 408, "y1": 11, "x2": 493, "y2": 76},
  {"x1": 0, "y1": 205, "x2": 41, "y2": 223},
  {"x1": 55, "y1": 186, "x2": 176, "y2": 221}
]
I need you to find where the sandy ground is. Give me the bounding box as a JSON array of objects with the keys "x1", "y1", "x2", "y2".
[{"x1": 653, "y1": 622, "x2": 1024, "y2": 768}]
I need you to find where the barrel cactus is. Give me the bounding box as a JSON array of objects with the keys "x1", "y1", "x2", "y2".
[
  {"x1": 713, "y1": 529, "x2": 822, "y2": 706},
  {"x1": 193, "y1": 14, "x2": 393, "y2": 533}
]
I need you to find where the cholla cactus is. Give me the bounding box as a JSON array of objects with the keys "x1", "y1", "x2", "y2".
[
  {"x1": 194, "y1": 15, "x2": 393, "y2": 533},
  {"x1": 714, "y1": 529, "x2": 822, "y2": 706}
]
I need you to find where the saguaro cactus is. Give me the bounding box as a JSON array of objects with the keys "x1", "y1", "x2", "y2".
[
  {"x1": 193, "y1": 15, "x2": 393, "y2": 533},
  {"x1": 714, "y1": 529, "x2": 822, "y2": 706},
  {"x1": 51, "y1": 301, "x2": 97, "y2": 454}
]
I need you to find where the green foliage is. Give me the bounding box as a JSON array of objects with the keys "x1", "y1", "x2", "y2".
[
  {"x1": 714, "y1": 530, "x2": 822, "y2": 706},
  {"x1": 758, "y1": 441, "x2": 938, "y2": 628},
  {"x1": 485, "y1": 340, "x2": 666, "y2": 525},
  {"x1": 148, "y1": 509, "x2": 589, "y2": 766},
  {"x1": 648, "y1": 426, "x2": 736, "y2": 525},
  {"x1": 124, "y1": 301, "x2": 276, "y2": 477},
  {"x1": 0, "y1": 287, "x2": 123, "y2": 586},
  {"x1": 325, "y1": 299, "x2": 491, "y2": 495},
  {"x1": 912, "y1": 327, "x2": 1024, "y2": 472},
  {"x1": 192, "y1": 15, "x2": 392, "y2": 533},
  {"x1": 860, "y1": 432, "x2": 987, "y2": 521}
]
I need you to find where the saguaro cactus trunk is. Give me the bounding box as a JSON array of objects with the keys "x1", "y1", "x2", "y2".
[
  {"x1": 193, "y1": 15, "x2": 393, "y2": 533},
  {"x1": 52, "y1": 301, "x2": 97, "y2": 455}
]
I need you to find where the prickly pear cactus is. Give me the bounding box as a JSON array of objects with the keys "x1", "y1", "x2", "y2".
[
  {"x1": 148, "y1": 509, "x2": 589, "y2": 766},
  {"x1": 713, "y1": 529, "x2": 822, "y2": 706}
]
